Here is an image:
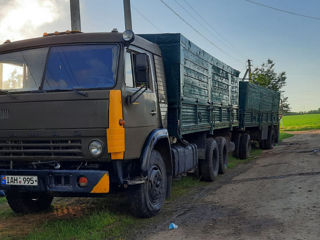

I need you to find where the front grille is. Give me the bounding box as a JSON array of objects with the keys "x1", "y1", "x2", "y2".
[{"x1": 0, "y1": 139, "x2": 83, "y2": 159}]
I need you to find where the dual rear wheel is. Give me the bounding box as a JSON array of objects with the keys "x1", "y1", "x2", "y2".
[{"x1": 200, "y1": 136, "x2": 228, "y2": 182}]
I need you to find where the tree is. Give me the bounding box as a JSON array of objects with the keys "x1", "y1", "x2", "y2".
[
  {"x1": 3, "y1": 68, "x2": 23, "y2": 90},
  {"x1": 251, "y1": 59, "x2": 290, "y2": 114}
]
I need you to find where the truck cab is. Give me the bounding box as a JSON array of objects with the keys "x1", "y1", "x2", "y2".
[{"x1": 0, "y1": 31, "x2": 172, "y2": 217}]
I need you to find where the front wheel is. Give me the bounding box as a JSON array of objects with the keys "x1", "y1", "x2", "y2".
[
  {"x1": 6, "y1": 191, "x2": 53, "y2": 214},
  {"x1": 130, "y1": 150, "x2": 167, "y2": 218}
]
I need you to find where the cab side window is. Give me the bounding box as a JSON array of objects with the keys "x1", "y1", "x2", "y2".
[
  {"x1": 132, "y1": 53, "x2": 151, "y2": 89},
  {"x1": 125, "y1": 50, "x2": 153, "y2": 90}
]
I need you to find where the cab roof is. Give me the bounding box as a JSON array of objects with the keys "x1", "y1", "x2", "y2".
[{"x1": 0, "y1": 32, "x2": 162, "y2": 56}]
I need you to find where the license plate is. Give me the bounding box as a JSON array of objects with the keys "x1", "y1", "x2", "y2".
[{"x1": 1, "y1": 175, "x2": 38, "y2": 186}]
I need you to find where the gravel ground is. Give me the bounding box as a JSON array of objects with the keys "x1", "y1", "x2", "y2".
[{"x1": 135, "y1": 130, "x2": 320, "y2": 240}]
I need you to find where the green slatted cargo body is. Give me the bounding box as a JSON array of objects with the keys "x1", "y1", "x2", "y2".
[
  {"x1": 140, "y1": 33, "x2": 240, "y2": 138},
  {"x1": 239, "y1": 82, "x2": 280, "y2": 129}
]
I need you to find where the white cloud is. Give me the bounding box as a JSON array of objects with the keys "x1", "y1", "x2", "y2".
[{"x1": 0, "y1": 0, "x2": 69, "y2": 43}]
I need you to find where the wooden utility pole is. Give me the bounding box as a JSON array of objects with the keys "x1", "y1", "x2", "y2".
[
  {"x1": 242, "y1": 59, "x2": 253, "y2": 81},
  {"x1": 123, "y1": 0, "x2": 133, "y2": 30},
  {"x1": 248, "y1": 59, "x2": 252, "y2": 82},
  {"x1": 70, "y1": 0, "x2": 81, "y2": 31}
]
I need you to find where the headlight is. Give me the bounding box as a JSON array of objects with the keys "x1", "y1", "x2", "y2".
[
  {"x1": 89, "y1": 140, "x2": 103, "y2": 157},
  {"x1": 123, "y1": 30, "x2": 135, "y2": 43}
]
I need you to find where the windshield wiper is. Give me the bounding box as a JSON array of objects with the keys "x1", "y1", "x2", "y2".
[
  {"x1": 0, "y1": 90, "x2": 16, "y2": 98},
  {"x1": 44, "y1": 88, "x2": 88, "y2": 97},
  {"x1": 0, "y1": 89, "x2": 9, "y2": 95},
  {"x1": 72, "y1": 89, "x2": 88, "y2": 97}
]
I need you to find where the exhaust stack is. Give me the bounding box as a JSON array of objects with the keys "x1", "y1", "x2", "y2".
[
  {"x1": 70, "y1": 0, "x2": 81, "y2": 31},
  {"x1": 123, "y1": 0, "x2": 133, "y2": 31}
]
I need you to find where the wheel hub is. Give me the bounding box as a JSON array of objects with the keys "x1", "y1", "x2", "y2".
[{"x1": 148, "y1": 166, "x2": 163, "y2": 203}]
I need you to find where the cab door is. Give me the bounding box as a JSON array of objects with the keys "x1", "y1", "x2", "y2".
[{"x1": 122, "y1": 47, "x2": 159, "y2": 159}]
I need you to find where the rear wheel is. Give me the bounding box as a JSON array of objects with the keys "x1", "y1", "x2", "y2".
[
  {"x1": 130, "y1": 150, "x2": 167, "y2": 218},
  {"x1": 239, "y1": 133, "x2": 251, "y2": 159},
  {"x1": 215, "y1": 137, "x2": 228, "y2": 174},
  {"x1": 265, "y1": 128, "x2": 275, "y2": 149},
  {"x1": 6, "y1": 191, "x2": 53, "y2": 214},
  {"x1": 233, "y1": 133, "x2": 242, "y2": 158},
  {"x1": 200, "y1": 138, "x2": 219, "y2": 181}
]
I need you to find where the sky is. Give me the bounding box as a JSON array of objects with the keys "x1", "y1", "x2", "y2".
[{"x1": 0, "y1": 0, "x2": 319, "y2": 112}]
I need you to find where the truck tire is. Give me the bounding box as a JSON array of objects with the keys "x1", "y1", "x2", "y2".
[
  {"x1": 200, "y1": 138, "x2": 219, "y2": 181},
  {"x1": 239, "y1": 133, "x2": 251, "y2": 159},
  {"x1": 260, "y1": 139, "x2": 266, "y2": 149},
  {"x1": 265, "y1": 128, "x2": 275, "y2": 149},
  {"x1": 130, "y1": 149, "x2": 167, "y2": 218},
  {"x1": 233, "y1": 133, "x2": 242, "y2": 158},
  {"x1": 215, "y1": 137, "x2": 228, "y2": 174},
  {"x1": 6, "y1": 191, "x2": 53, "y2": 213}
]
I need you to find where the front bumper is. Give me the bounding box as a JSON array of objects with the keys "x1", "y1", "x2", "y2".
[{"x1": 0, "y1": 169, "x2": 109, "y2": 196}]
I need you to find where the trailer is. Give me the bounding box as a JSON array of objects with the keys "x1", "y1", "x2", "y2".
[
  {"x1": 0, "y1": 30, "x2": 280, "y2": 218},
  {"x1": 237, "y1": 81, "x2": 280, "y2": 157}
]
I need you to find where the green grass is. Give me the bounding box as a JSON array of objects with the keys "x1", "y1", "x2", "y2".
[
  {"x1": 0, "y1": 197, "x2": 6, "y2": 204},
  {"x1": 279, "y1": 132, "x2": 294, "y2": 141},
  {"x1": 26, "y1": 211, "x2": 135, "y2": 240},
  {"x1": 170, "y1": 175, "x2": 208, "y2": 201},
  {"x1": 281, "y1": 114, "x2": 320, "y2": 131},
  {"x1": 227, "y1": 149, "x2": 262, "y2": 169},
  {"x1": 25, "y1": 196, "x2": 137, "y2": 240}
]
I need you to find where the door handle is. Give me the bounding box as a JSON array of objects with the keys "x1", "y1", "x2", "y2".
[{"x1": 150, "y1": 110, "x2": 157, "y2": 116}]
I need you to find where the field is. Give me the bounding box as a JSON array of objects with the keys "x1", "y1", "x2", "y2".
[{"x1": 281, "y1": 114, "x2": 320, "y2": 131}]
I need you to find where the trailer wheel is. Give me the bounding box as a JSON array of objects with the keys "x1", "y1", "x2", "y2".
[
  {"x1": 6, "y1": 191, "x2": 53, "y2": 213},
  {"x1": 233, "y1": 133, "x2": 242, "y2": 158},
  {"x1": 260, "y1": 140, "x2": 266, "y2": 149},
  {"x1": 215, "y1": 137, "x2": 228, "y2": 174},
  {"x1": 200, "y1": 138, "x2": 219, "y2": 181},
  {"x1": 265, "y1": 128, "x2": 275, "y2": 149},
  {"x1": 239, "y1": 133, "x2": 251, "y2": 159},
  {"x1": 130, "y1": 149, "x2": 167, "y2": 218}
]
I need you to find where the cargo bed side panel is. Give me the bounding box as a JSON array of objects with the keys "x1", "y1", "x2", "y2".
[{"x1": 141, "y1": 33, "x2": 240, "y2": 137}]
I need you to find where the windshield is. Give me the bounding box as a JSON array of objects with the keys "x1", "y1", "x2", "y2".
[
  {"x1": 0, "y1": 44, "x2": 119, "y2": 92},
  {"x1": 0, "y1": 48, "x2": 48, "y2": 92}
]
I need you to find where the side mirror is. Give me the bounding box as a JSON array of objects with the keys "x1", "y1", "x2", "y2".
[{"x1": 134, "y1": 53, "x2": 149, "y2": 87}]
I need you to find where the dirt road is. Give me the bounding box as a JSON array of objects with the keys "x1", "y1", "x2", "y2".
[{"x1": 137, "y1": 130, "x2": 320, "y2": 240}]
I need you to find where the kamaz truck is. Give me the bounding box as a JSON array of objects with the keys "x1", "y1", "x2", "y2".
[{"x1": 0, "y1": 30, "x2": 279, "y2": 217}]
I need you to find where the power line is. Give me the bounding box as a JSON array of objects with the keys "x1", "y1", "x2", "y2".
[
  {"x1": 132, "y1": 6, "x2": 163, "y2": 32},
  {"x1": 244, "y1": 0, "x2": 320, "y2": 21},
  {"x1": 181, "y1": 0, "x2": 234, "y2": 49},
  {"x1": 181, "y1": 0, "x2": 249, "y2": 60},
  {"x1": 159, "y1": 0, "x2": 242, "y2": 63},
  {"x1": 174, "y1": 0, "x2": 229, "y2": 47}
]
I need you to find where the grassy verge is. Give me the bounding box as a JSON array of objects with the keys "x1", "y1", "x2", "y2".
[
  {"x1": 26, "y1": 211, "x2": 136, "y2": 240},
  {"x1": 281, "y1": 114, "x2": 320, "y2": 131},
  {"x1": 0, "y1": 197, "x2": 6, "y2": 204},
  {"x1": 279, "y1": 132, "x2": 294, "y2": 141},
  {"x1": 228, "y1": 149, "x2": 262, "y2": 169},
  {"x1": 25, "y1": 196, "x2": 138, "y2": 240},
  {"x1": 170, "y1": 175, "x2": 208, "y2": 201}
]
